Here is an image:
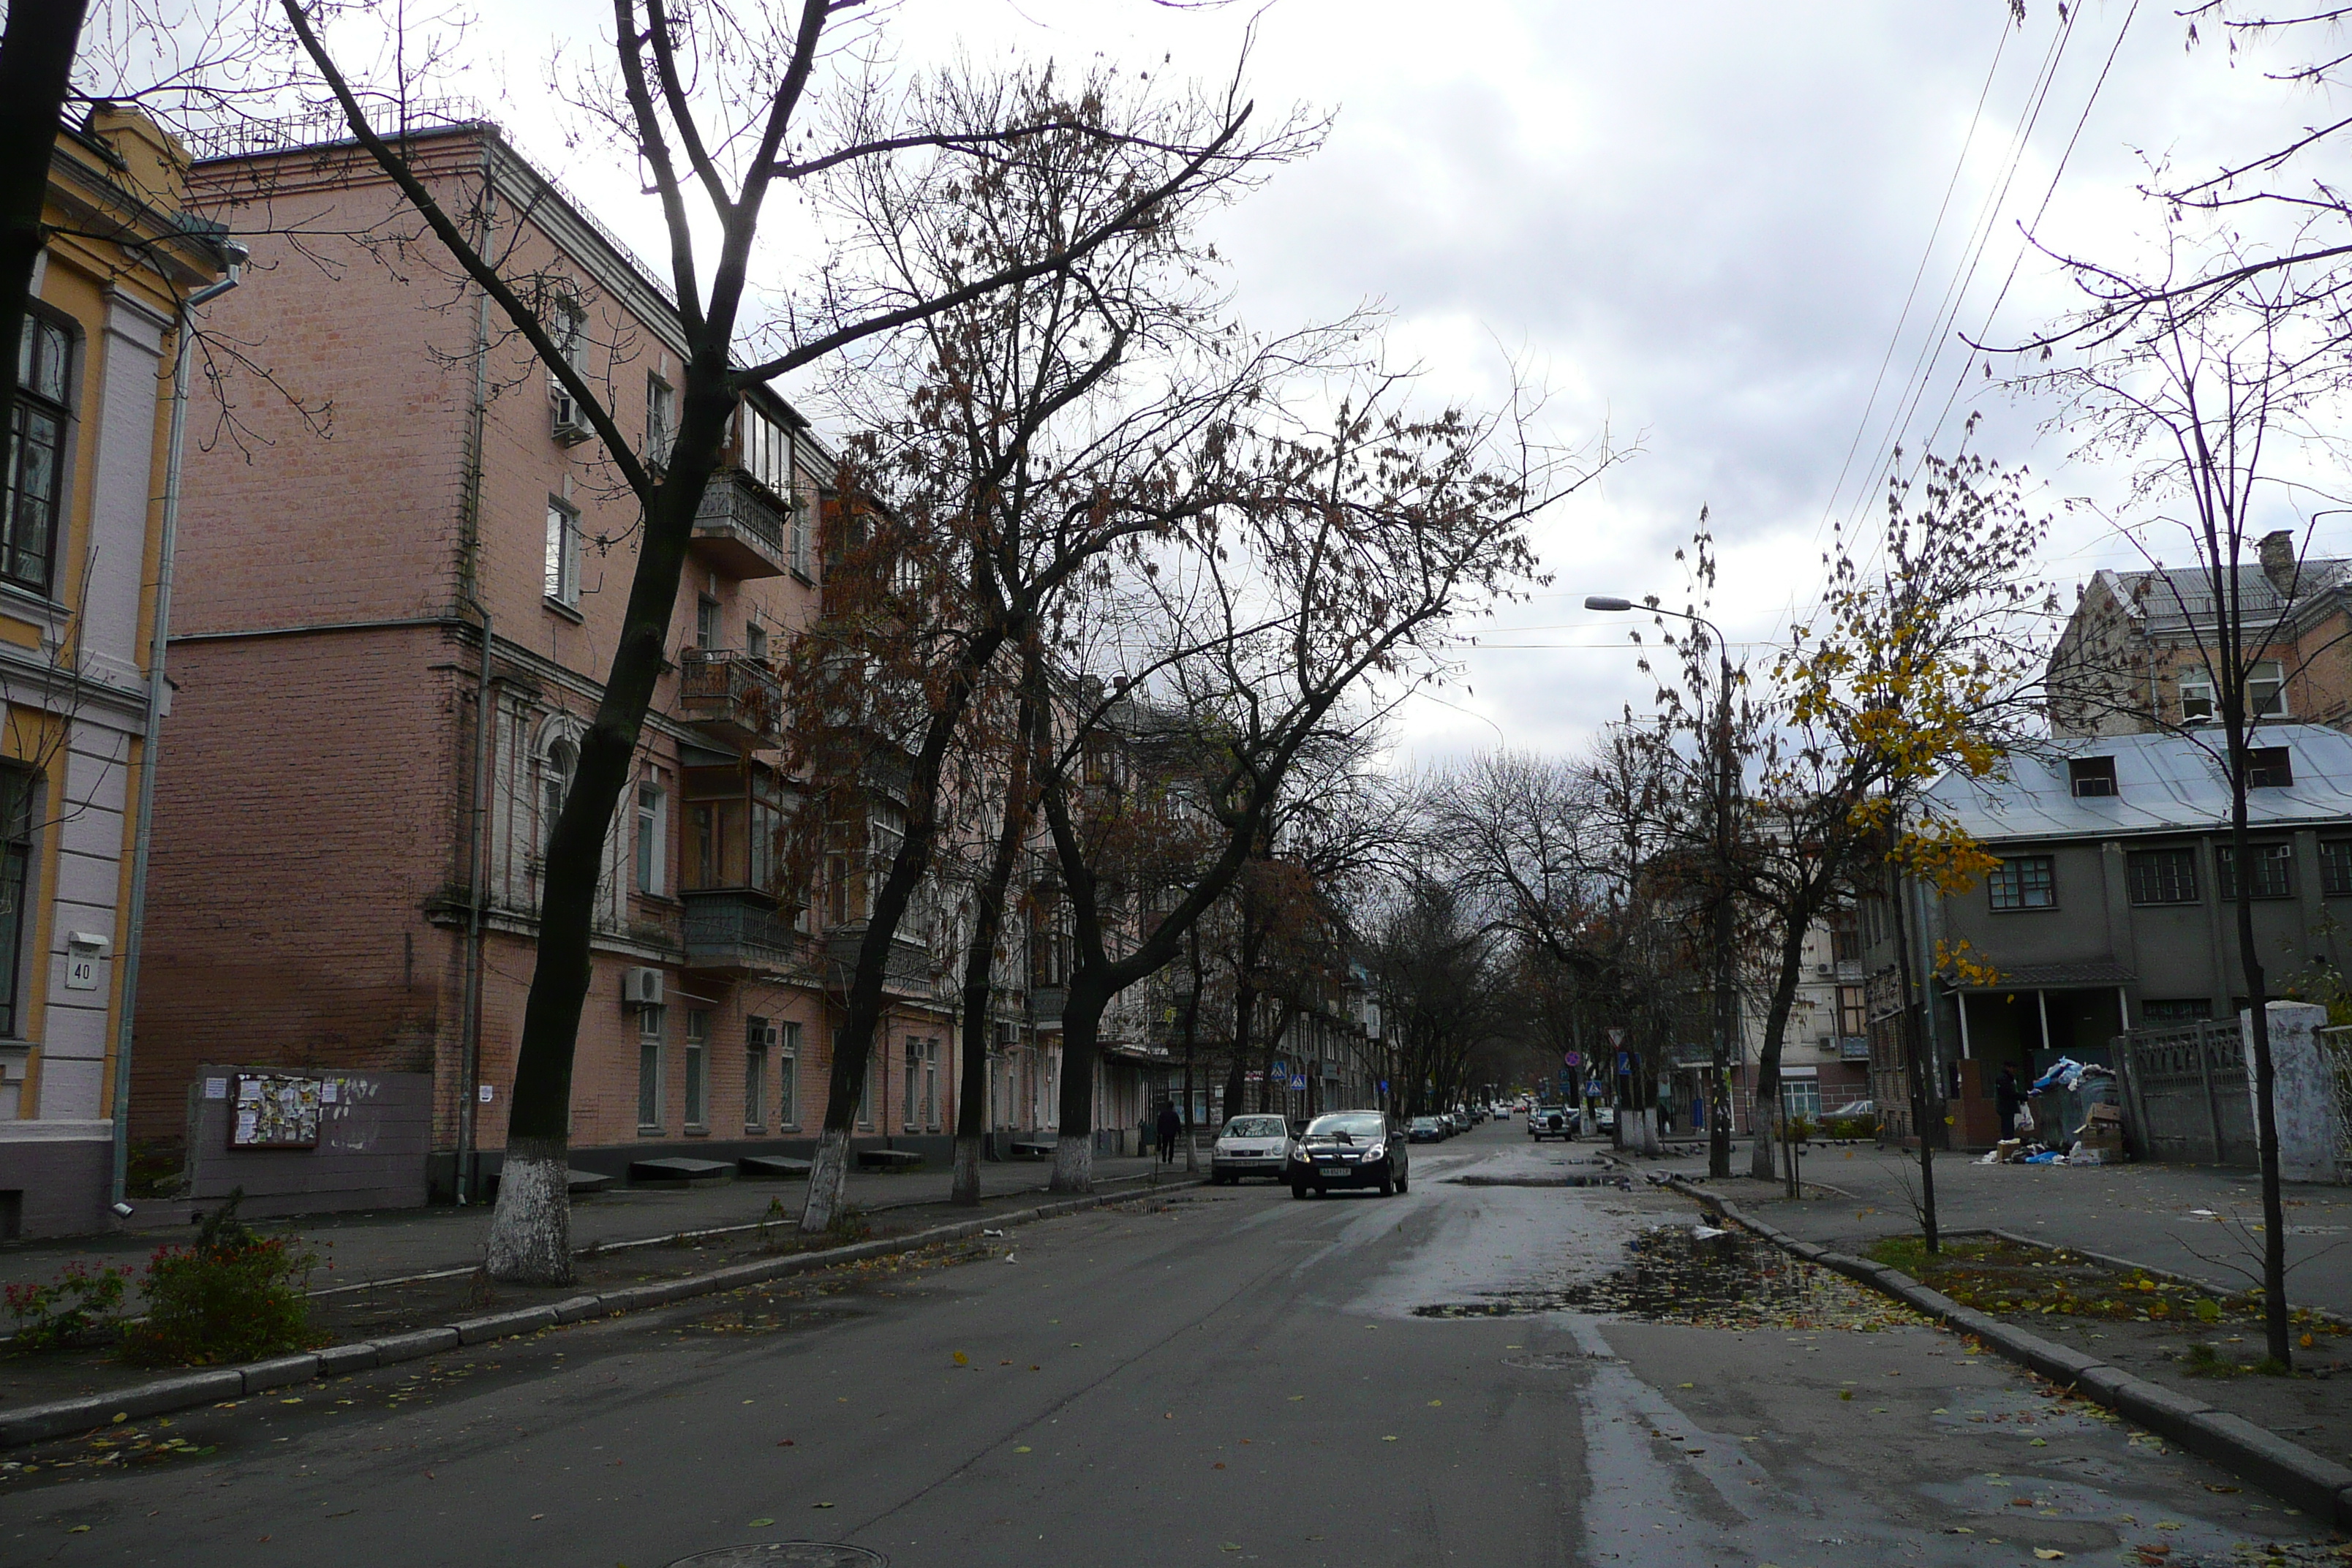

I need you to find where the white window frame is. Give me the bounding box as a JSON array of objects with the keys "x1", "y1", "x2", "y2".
[
  {"x1": 684, "y1": 1007, "x2": 710, "y2": 1130},
  {"x1": 2248, "y1": 659, "x2": 2289, "y2": 717},
  {"x1": 636, "y1": 777, "x2": 667, "y2": 897},
  {"x1": 637, "y1": 1003, "x2": 666, "y2": 1132},
  {"x1": 777, "y1": 1021, "x2": 800, "y2": 1128},
  {"x1": 645, "y1": 372, "x2": 675, "y2": 467},
  {"x1": 546, "y1": 499, "x2": 582, "y2": 608}
]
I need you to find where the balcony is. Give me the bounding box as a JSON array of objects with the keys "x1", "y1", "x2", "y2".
[
  {"x1": 823, "y1": 920, "x2": 937, "y2": 1001},
  {"x1": 1031, "y1": 986, "x2": 1066, "y2": 1028},
  {"x1": 691, "y1": 468, "x2": 792, "y2": 580},
  {"x1": 682, "y1": 888, "x2": 801, "y2": 976},
  {"x1": 679, "y1": 648, "x2": 783, "y2": 749}
]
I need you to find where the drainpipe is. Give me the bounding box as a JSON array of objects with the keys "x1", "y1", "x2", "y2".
[
  {"x1": 454, "y1": 157, "x2": 498, "y2": 1205},
  {"x1": 110, "y1": 244, "x2": 248, "y2": 1208}
]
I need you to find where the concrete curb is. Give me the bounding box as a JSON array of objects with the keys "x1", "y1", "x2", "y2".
[
  {"x1": 0, "y1": 1176, "x2": 1199, "y2": 1450},
  {"x1": 1662, "y1": 1175, "x2": 2352, "y2": 1528}
]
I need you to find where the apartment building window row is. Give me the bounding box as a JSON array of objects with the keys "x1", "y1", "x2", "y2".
[
  {"x1": 2180, "y1": 661, "x2": 2287, "y2": 723},
  {"x1": 1988, "y1": 855, "x2": 2057, "y2": 911},
  {"x1": 5, "y1": 313, "x2": 73, "y2": 595}
]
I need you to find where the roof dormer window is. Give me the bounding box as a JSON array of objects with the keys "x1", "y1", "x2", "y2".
[
  {"x1": 2248, "y1": 746, "x2": 2294, "y2": 789},
  {"x1": 2068, "y1": 755, "x2": 2117, "y2": 798}
]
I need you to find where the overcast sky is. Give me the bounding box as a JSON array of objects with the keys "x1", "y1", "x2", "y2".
[{"x1": 451, "y1": 0, "x2": 2335, "y2": 768}]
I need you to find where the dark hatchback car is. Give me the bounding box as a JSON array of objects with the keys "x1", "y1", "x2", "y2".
[{"x1": 1287, "y1": 1109, "x2": 1409, "y2": 1198}]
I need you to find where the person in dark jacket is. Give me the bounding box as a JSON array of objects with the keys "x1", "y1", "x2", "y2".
[
  {"x1": 1996, "y1": 1065, "x2": 2024, "y2": 1142},
  {"x1": 1155, "y1": 1101, "x2": 1184, "y2": 1166}
]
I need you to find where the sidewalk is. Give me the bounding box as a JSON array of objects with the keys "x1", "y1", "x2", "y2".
[
  {"x1": 0, "y1": 1149, "x2": 1187, "y2": 1298},
  {"x1": 1635, "y1": 1140, "x2": 2352, "y2": 1319}
]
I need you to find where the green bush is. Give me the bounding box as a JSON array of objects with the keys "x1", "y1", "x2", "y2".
[
  {"x1": 4, "y1": 1262, "x2": 129, "y2": 1351},
  {"x1": 1822, "y1": 1114, "x2": 1878, "y2": 1139},
  {"x1": 118, "y1": 1194, "x2": 317, "y2": 1368}
]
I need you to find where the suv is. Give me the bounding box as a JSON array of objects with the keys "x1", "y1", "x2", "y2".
[{"x1": 1528, "y1": 1104, "x2": 1573, "y2": 1140}]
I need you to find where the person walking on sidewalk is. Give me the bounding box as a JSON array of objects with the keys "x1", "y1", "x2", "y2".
[
  {"x1": 1156, "y1": 1101, "x2": 1184, "y2": 1168},
  {"x1": 1996, "y1": 1064, "x2": 2024, "y2": 1142}
]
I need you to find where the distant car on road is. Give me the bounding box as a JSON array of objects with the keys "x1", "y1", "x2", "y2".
[
  {"x1": 1528, "y1": 1104, "x2": 1573, "y2": 1140},
  {"x1": 1210, "y1": 1114, "x2": 1294, "y2": 1184},
  {"x1": 1287, "y1": 1109, "x2": 1409, "y2": 1198},
  {"x1": 1407, "y1": 1115, "x2": 1446, "y2": 1142},
  {"x1": 1593, "y1": 1105, "x2": 1617, "y2": 1133},
  {"x1": 1825, "y1": 1099, "x2": 1874, "y2": 1120}
]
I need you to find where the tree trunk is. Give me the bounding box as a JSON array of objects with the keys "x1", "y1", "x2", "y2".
[
  {"x1": 0, "y1": 0, "x2": 90, "y2": 428},
  {"x1": 949, "y1": 690, "x2": 1037, "y2": 1205},
  {"x1": 2224, "y1": 724, "x2": 2292, "y2": 1365},
  {"x1": 1888, "y1": 867, "x2": 1938, "y2": 1253},
  {"x1": 484, "y1": 386, "x2": 728, "y2": 1282},
  {"x1": 1749, "y1": 900, "x2": 1815, "y2": 1180},
  {"x1": 1050, "y1": 974, "x2": 1107, "y2": 1193}
]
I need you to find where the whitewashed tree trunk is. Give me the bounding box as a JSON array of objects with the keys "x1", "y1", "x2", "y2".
[
  {"x1": 952, "y1": 1134, "x2": 984, "y2": 1205},
  {"x1": 800, "y1": 1126, "x2": 853, "y2": 1232},
  {"x1": 1183, "y1": 1128, "x2": 1197, "y2": 1174},
  {"x1": 1051, "y1": 1134, "x2": 1093, "y2": 1194},
  {"x1": 483, "y1": 1142, "x2": 573, "y2": 1285},
  {"x1": 1750, "y1": 1120, "x2": 1778, "y2": 1181}
]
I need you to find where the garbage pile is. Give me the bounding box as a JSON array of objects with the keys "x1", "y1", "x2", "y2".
[{"x1": 1978, "y1": 1057, "x2": 2124, "y2": 1166}]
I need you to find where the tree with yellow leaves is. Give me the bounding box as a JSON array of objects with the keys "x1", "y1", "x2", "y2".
[{"x1": 1771, "y1": 441, "x2": 2048, "y2": 1248}]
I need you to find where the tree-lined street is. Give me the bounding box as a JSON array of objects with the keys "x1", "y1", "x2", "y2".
[{"x1": 4, "y1": 1124, "x2": 2331, "y2": 1566}]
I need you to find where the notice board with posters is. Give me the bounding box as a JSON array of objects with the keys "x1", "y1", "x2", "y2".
[{"x1": 228, "y1": 1072, "x2": 325, "y2": 1149}]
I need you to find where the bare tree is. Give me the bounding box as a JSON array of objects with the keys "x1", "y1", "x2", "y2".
[{"x1": 276, "y1": 0, "x2": 1289, "y2": 1279}]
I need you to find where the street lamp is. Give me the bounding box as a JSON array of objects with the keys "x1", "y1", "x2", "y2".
[{"x1": 1583, "y1": 593, "x2": 1739, "y2": 1179}]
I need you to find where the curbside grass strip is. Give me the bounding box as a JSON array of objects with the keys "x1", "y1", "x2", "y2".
[
  {"x1": 0, "y1": 1175, "x2": 1201, "y2": 1450},
  {"x1": 1663, "y1": 1175, "x2": 2352, "y2": 1529}
]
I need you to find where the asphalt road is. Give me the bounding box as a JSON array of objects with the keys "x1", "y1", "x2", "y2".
[{"x1": 0, "y1": 1123, "x2": 2334, "y2": 1567}]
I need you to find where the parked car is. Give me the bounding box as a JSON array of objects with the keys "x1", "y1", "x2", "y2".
[
  {"x1": 1528, "y1": 1104, "x2": 1573, "y2": 1140},
  {"x1": 1593, "y1": 1105, "x2": 1617, "y2": 1133},
  {"x1": 1407, "y1": 1115, "x2": 1447, "y2": 1142},
  {"x1": 1825, "y1": 1099, "x2": 1874, "y2": 1120},
  {"x1": 1210, "y1": 1114, "x2": 1294, "y2": 1184},
  {"x1": 1287, "y1": 1109, "x2": 1409, "y2": 1197}
]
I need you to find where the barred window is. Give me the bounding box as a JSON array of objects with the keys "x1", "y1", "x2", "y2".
[
  {"x1": 1988, "y1": 855, "x2": 2056, "y2": 911},
  {"x1": 2127, "y1": 847, "x2": 2198, "y2": 905}
]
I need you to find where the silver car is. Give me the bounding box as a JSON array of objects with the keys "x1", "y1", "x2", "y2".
[{"x1": 1210, "y1": 1114, "x2": 1294, "y2": 1183}]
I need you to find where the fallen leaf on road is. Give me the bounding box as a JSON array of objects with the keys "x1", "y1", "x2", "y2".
[
  {"x1": 2029, "y1": 1438, "x2": 2047, "y2": 1447},
  {"x1": 1428, "y1": 1400, "x2": 1442, "y2": 1407},
  {"x1": 2201, "y1": 1484, "x2": 2237, "y2": 1494},
  {"x1": 1839, "y1": 1391, "x2": 1853, "y2": 1401},
  {"x1": 1014, "y1": 1447, "x2": 1032, "y2": 1454},
  {"x1": 778, "y1": 1439, "x2": 794, "y2": 1447},
  {"x1": 532, "y1": 1515, "x2": 546, "y2": 1521},
  {"x1": 747, "y1": 1519, "x2": 772, "y2": 1527},
  {"x1": 68, "y1": 1526, "x2": 89, "y2": 1534},
  {"x1": 1289, "y1": 1395, "x2": 1304, "y2": 1401},
  {"x1": 812, "y1": 1502, "x2": 835, "y2": 1509},
  {"x1": 1382, "y1": 1436, "x2": 1398, "y2": 1443},
  {"x1": 1213, "y1": 1463, "x2": 1225, "y2": 1470},
  {"x1": 952, "y1": 1352, "x2": 969, "y2": 1365},
  {"x1": 1677, "y1": 1382, "x2": 1694, "y2": 1389},
  {"x1": 2034, "y1": 1552, "x2": 2065, "y2": 1561}
]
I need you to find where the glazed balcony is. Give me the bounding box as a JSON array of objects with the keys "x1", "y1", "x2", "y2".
[
  {"x1": 679, "y1": 648, "x2": 783, "y2": 750},
  {"x1": 691, "y1": 468, "x2": 792, "y2": 581}
]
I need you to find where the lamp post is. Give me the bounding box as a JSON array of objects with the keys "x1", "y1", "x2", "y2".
[{"x1": 1585, "y1": 594, "x2": 1738, "y2": 1178}]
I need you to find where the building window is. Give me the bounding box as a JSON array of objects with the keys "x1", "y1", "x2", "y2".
[
  {"x1": 744, "y1": 1017, "x2": 768, "y2": 1132},
  {"x1": 545, "y1": 500, "x2": 581, "y2": 607},
  {"x1": 645, "y1": 374, "x2": 674, "y2": 467},
  {"x1": 2180, "y1": 668, "x2": 2215, "y2": 723},
  {"x1": 825, "y1": 851, "x2": 850, "y2": 926},
  {"x1": 2324, "y1": 840, "x2": 2352, "y2": 898},
  {"x1": 2068, "y1": 756, "x2": 2117, "y2": 798},
  {"x1": 1779, "y1": 1079, "x2": 1821, "y2": 1121},
  {"x1": 2248, "y1": 746, "x2": 2294, "y2": 789},
  {"x1": 696, "y1": 593, "x2": 720, "y2": 652},
  {"x1": 860, "y1": 1041, "x2": 878, "y2": 1130},
  {"x1": 540, "y1": 735, "x2": 578, "y2": 857},
  {"x1": 1828, "y1": 923, "x2": 1860, "y2": 965},
  {"x1": 637, "y1": 1003, "x2": 666, "y2": 1131},
  {"x1": 2248, "y1": 660, "x2": 2288, "y2": 717},
  {"x1": 4, "y1": 314, "x2": 72, "y2": 595},
  {"x1": 2127, "y1": 846, "x2": 2198, "y2": 905},
  {"x1": 900, "y1": 1036, "x2": 939, "y2": 1130},
  {"x1": 2141, "y1": 997, "x2": 2213, "y2": 1026},
  {"x1": 684, "y1": 1008, "x2": 710, "y2": 1128},
  {"x1": 2217, "y1": 842, "x2": 2294, "y2": 900},
  {"x1": 0, "y1": 770, "x2": 34, "y2": 1036},
  {"x1": 777, "y1": 1022, "x2": 800, "y2": 1126},
  {"x1": 1836, "y1": 985, "x2": 1866, "y2": 1038},
  {"x1": 1987, "y1": 855, "x2": 2056, "y2": 911},
  {"x1": 747, "y1": 620, "x2": 769, "y2": 661},
  {"x1": 636, "y1": 780, "x2": 666, "y2": 896}
]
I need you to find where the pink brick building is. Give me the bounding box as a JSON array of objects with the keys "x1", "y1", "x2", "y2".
[{"x1": 131, "y1": 121, "x2": 1014, "y2": 1196}]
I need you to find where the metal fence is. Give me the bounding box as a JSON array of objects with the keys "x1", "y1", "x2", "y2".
[{"x1": 2113, "y1": 1021, "x2": 2257, "y2": 1166}]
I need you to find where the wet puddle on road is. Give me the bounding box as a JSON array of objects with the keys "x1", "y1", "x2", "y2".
[{"x1": 1414, "y1": 1222, "x2": 1924, "y2": 1329}]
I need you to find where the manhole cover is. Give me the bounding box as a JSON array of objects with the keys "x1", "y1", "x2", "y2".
[{"x1": 667, "y1": 1546, "x2": 887, "y2": 1567}]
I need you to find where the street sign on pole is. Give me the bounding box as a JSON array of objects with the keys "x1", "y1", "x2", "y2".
[{"x1": 1563, "y1": 1050, "x2": 1580, "y2": 1068}]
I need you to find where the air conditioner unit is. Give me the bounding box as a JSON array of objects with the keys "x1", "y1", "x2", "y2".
[
  {"x1": 622, "y1": 967, "x2": 665, "y2": 1008},
  {"x1": 1814, "y1": 963, "x2": 1833, "y2": 976},
  {"x1": 550, "y1": 382, "x2": 592, "y2": 447}
]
